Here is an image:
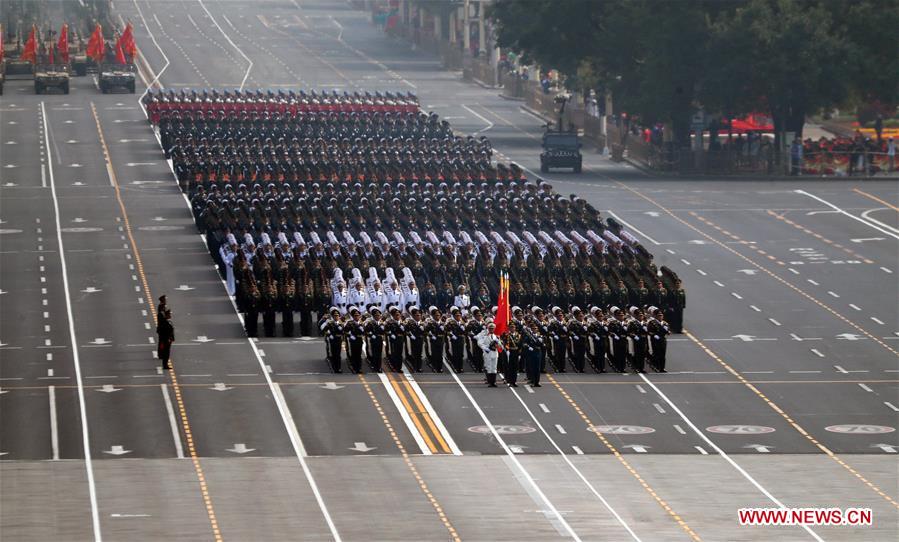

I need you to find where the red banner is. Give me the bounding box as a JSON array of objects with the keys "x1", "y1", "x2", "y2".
[
  {"x1": 21, "y1": 25, "x2": 37, "y2": 64},
  {"x1": 86, "y1": 23, "x2": 104, "y2": 63},
  {"x1": 57, "y1": 23, "x2": 69, "y2": 64}
]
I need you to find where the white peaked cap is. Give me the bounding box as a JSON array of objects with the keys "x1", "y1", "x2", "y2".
[
  {"x1": 343, "y1": 231, "x2": 356, "y2": 246},
  {"x1": 293, "y1": 232, "x2": 305, "y2": 245},
  {"x1": 442, "y1": 231, "x2": 456, "y2": 245},
  {"x1": 393, "y1": 231, "x2": 405, "y2": 245},
  {"x1": 326, "y1": 231, "x2": 339, "y2": 245},
  {"x1": 426, "y1": 231, "x2": 440, "y2": 245},
  {"x1": 261, "y1": 233, "x2": 272, "y2": 245},
  {"x1": 359, "y1": 231, "x2": 372, "y2": 245},
  {"x1": 227, "y1": 233, "x2": 238, "y2": 245},
  {"x1": 376, "y1": 231, "x2": 389, "y2": 246},
  {"x1": 244, "y1": 233, "x2": 255, "y2": 245}
]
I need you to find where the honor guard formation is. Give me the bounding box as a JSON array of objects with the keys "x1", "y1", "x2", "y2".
[{"x1": 145, "y1": 88, "x2": 686, "y2": 381}]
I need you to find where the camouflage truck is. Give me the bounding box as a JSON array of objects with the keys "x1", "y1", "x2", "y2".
[{"x1": 98, "y1": 62, "x2": 135, "y2": 93}]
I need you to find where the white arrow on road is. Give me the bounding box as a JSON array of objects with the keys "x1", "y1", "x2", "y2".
[
  {"x1": 151, "y1": 216, "x2": 167, "y2": 222},
  {"x1": 508, "y1": 445, "x2": 527, "y2": 454},
  {"x1": 210, "y1": 383, "x2": 233, "y2": 391},
  {"x1": 126, "y1": 162, "x2": 157, "y2": 167},
  {"x1": 89, "y1": 338, "x2": 110, "y2": 345},
  {"x1": 743, "y1": 444, "x2": 774, "y2": 453},
  {"x1": 103, "y1": 445, "x2": 132, "y2": 456},
  {"x1": 836, "y1": 333, "x2": 863, "y2": 341},
  {"x1": 72, "y1": 181, "x2": 85, "y2": 186},
  {"x1": 622, "y1": 444, "x2": 650, "y2": 453},
  {"x1": 320, "y1": 382, "x2": 344, "y2": 390},
  {"x1": 644, "y1": 211, "x2": 660, "y2": 217},
  {"x1": 66, "y1": 139, "x2": 78, "y2": 144},
  {"x1": 3, "y1": 164, "x2": 18, "y2": 169},
  {"x1": 96, "y1": 384, "x2": 121, "y2": 393},
  {"x1": 732, "y1": 334, "x2": 777, "y2": 342},
  {"x1": 348, "y1": 442, "x2": 376, "y2": 453},
  {"x1": 174, "y1": 285, "x2": 194, "y2": 291},
  {"x1": 81, "y1": 287, "x2": 102, "y2": 293},
  {"x1": 871, "y1": 443, "x2": 898, "y2": 454},
  {"x1": 737, "y1": 269, "x2": 757, "y2": 275},
  {"x1": 0, "y1": 289, "x2": 7, "y2": 295},
  {"x1": 113, "y1": 119, "x2": 141, "y2": 123},
  {"x1": 119, "y1": 138, "x2": 150, "y2": 143},
  {"x1": 72, "y1": 218, "x2": 87, "y2": 223},
  {"x1": 850, "y1": 237, "x2": 885, "y2": 243},
  {"x1": 3, "y1": 182, "x2": 18, "y2": 187},
  {"x1": 688, "y1": 240, "x2": 707, "y2": 245},
  {"x1": 69, "y1": 163, "x2": 83, "y2": 167},
  {"x1": 226, "y1": 443, "x2": 255, "y2": 454},
  {"x1": 193, "y1": 336, "x2": 214, "y2": 343}
]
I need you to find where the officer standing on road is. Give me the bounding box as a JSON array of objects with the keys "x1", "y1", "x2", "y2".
[
  {"x1": 156, "y1": 295, "x2": 168, "y2": 322},
  {"x1": 322, "y1": 307, "x2": 344, "y2": 373},
  {"x1": 405, "y1": 307, "x2": 425, "y2": 372},
  {"x1": 477, "y1": 322, "x2": 500, "y2": 387},
  {"x1": 504, "y1": 321, "x2": 521, "y2": 387},
  {"x1": 647, "y1": 307, "x2": 669, "y2": 373},
  {"x1": 157, "y1": 309, "x2": 175, "y2": 371},
  {"x1": 522, "y1": 319, "x2": 542, "y2": 387}
]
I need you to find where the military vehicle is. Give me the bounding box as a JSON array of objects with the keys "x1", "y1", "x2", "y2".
[
  {"x1": 71, "y1": 52, "x2": 91, "y2": 76},
  {"x1": 540, "y1": 131, "x2": 582, "y2": 173},
  {"x1": 34, "y1": 64, "x2": 70, "y2": 94},
  {"x1": 539, "y1": 94, "x2": 583, "y2": 173},
  {"x1": 98, "y1": 63, "x2": 136, "y2": 93}
]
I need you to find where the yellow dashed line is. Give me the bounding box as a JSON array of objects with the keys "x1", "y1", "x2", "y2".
[
  {"x1": 90, "y1": 103, "x2": 223, "y2": 541},
  {"x1": 767, "y1": 210, "x2": 875, "y2": 264},
  {"x1": 685, "y1": 330, "x2": 899, "y2": 510},
  {"x1": 853, "y1": 188, "x2": 899, "y2": 212},
  {"x1": 547, "y1": 375, "x2": 702, "y2": 541},
  {"x1": 682, "y1": 209, "x2": 897, "y2": 356},
  {"x1": 616, "y1": 181, "x2": 899, "y2": 509},
  {"x1": 357, "y1": 375, "x2": 460, "y2": 540}
]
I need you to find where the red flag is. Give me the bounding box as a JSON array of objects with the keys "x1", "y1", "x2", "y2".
[
  {"x1": 114, "y1": 39, "x2": 126, "y2": 64},
  {"x1": 120, "y1": 22, "x2": 136, "y2": 59},
  {"x1": 86, "y1": 23, "x2": 104, "y2": 63},
  {"x1": 0, "y1": 25, "x2": 5, "y2": 64},
  {"x1": 21, "y1": 25, "x2": 37, "y2": 64},
  {"x1": 57, "y1": 23, "x2": 69, "y2": 64},
  {"x1": 494, "y1": 271, "x2": 510, "y2": 336}
]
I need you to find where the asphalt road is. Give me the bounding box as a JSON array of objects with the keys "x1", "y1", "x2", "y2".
[{"x1": 1, "y1": 1, "x2": 897, "y2": 540}]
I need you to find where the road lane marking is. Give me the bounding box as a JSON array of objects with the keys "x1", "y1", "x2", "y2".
[
  {"x1": 767, "y1": 210, "x2": 874, "y2": 264},
  {"x1": 198, "y1": 0, "x2": 253, "y2": 90},
  {"x1": 160, "y1": 384, "x2": 185, "y2": 459},
  {"x1": 91, "y1": 101, "x2": 223, "y2": 541},
  {"x1": 49, "y1": 385, "x2": 59, "y2": 460},
  {"x1": 682, "y1": 331, "x2": 899, "y2": 511},
  {"x1": 694, "y1": 446, "x2": 708, "y2": 455},
  {"x1": 853, "y1": 188, "x2": 899, "y2": 212},
  {"x1": 858, "y1": 383, "x2": 873, "y2": 392},
  {"x1": 546, "y1": 375, "x2": 700, "y2": 540},
  {"x1": 379, "y1": 372, "x2": 434, "y2": 455},
  {"x1": 637, "y1": 371, "x2": 824, "y2": 541},
  {"x1": 604, "y1": 210, "x2": 661, "y2": 245},
  {"x1": 796, "y1": 190, "x2": 899, "y2": 239},
  {"x1": 356, "y1": 375, "x2": 460, "y2": 541},
  {"x1": 885, "y1": 402, "x2": 899, "y2": 412},
  {"x1": 506, "y1": 381, "x2": 641, "y2": 541},
  {"x1": 400, "y1": 366, "x2": 460, "y2": 455},
  {"x1": 539, "y1": 402, "x2": 551, "y2": 412},
  {"x1": 461, "y1": 104, "x2": 494, "y2": 134},
  {"x1": 445, "y1": 367, "x2": 586, "y2": 541},
  {"x1": 43, "y1": 100, "x2": 103, "y2": 541}
]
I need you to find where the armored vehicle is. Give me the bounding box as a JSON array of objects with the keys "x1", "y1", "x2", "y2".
[
  {"x1": 99, "y1": 63, "x2": 136, "y2": 93},
  {"x1": 35, "y1": 64, "x2": 70, "y2": 94}
]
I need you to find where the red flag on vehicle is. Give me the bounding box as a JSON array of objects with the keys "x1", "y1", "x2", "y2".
[
  {"x1": 86, "y1": 23, "x2": 104, "y2": 63},
  {"x1": 57, "y1": 23, "x2": 69, "y2": 64},
  {"x1": 48, "y1": 43, "x2": 55, "y2": 64},
  {"x1": 21, "y1": 25, "x2": 38, "y2": 64},
  {"x1": 120, "y1": 22, "x2": 136, "y2": 59},
  {"x1": 114, "y1": 38, "x2": 126, "y2": 64}
]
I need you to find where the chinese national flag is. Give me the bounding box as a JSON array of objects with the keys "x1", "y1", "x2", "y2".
[
  {"x1": 114, "y1": 39, "x2": 126, "y2": 64},
  {"x1": 21, "y1": 25, "x2": 38, "y2": 64},
  {"x1": 57, "y1": 23, "x2": 69, "y2": 64},
  {"x1": 120, "y1": 22, "x2": 136, "y2": 59},
  {"x1": 494, "y1": 271, "x2": 511, "y2": 336},
  {"x1": 86, "y1": 23, "x2": 104, "y2": 63}
]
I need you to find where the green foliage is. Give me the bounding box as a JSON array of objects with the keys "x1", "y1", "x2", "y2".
[{"x1": 489, "y1": 0, "x2": 898, "y2": 146}]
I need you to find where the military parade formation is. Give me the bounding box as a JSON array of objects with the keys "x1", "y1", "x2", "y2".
[{"x1": 146, "y1": 87, "x2": 686, "y2": 382}]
